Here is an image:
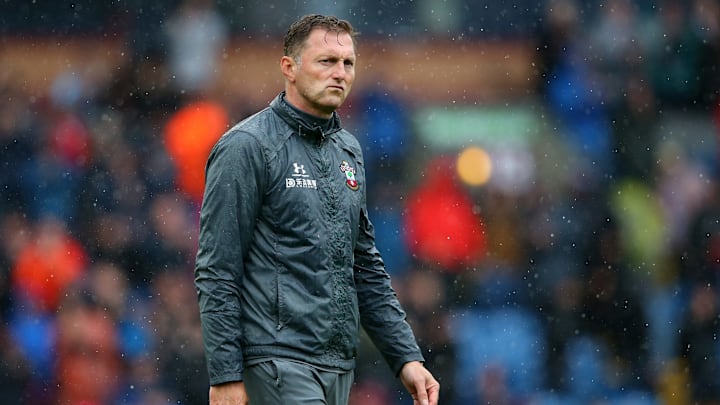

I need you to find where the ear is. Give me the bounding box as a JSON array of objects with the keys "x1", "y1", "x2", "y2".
[{"x1": 280, "y1": 56, "x2": 296, "y2": 82}]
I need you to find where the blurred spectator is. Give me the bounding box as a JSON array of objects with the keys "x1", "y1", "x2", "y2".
[
  {"x1": 534, "y1": 0, "x2": 579, "y2": 96},
  {"x1": 11, "y1": 216, "x2": 88, "y2": 313},
  {"x1": 452, "y1": 298, "x2": 544, "y2": 404},
  {"x1": 0, "y1": 86, "x2": 36, "y2": 215},
  {"x1": 0, "y1": 213, "x2": 43, "y2": 404},
  {"x1": 352, "y1": 85, "x2": 415, "y2": 276},
  {"x1": 645, "y1": 1, "x2": 704, "y2": 109},
  {"x1": 54, "y1": 287, "x2": 123, "y2": 405},
  {"x1": 541, "y1": 1, "x2": 615, "y2": 186},
  {"x1": 401, "y1": 268, "x2": 457, "y2": 404},
  {"x1": 403, "y1": 157, "x2": 487, "y2": 271},
  {"x1": 20, "y1": 99, "x2": 90, "y2": 223},
  {"x1": 608, "y1": 178, "x2": 668, "y2": 283},
  {"x1": 690, "y1": 0, "x2": 720, "y2": 111},
  {"x1": 95, "y1": 263, "x2": 148, "y2": 356},
  {"x1": 162, "y1": 99, "x2": 229, "y2": 203},
  {"x1": 163, "y1": 0, "x2": 229, "y2": 96},
  {"x1": 356, "y1": 85, "x2": 412, "y2": 180},
  {"x1": 7, "y1": 305, "x2": 55, "y2": 405},
  {"x1": 538, "y1": 272, "x2": 584, "y2": 393},
  {"x1": 151, "y1": 270, "x2": 208, "y2": 404},
  {"x1": 679, "y1": 177, "x2": 720, "y2": 286},
  {"x1": 144, "y1": 192, "x2": 199, "y2": 274},
  {"x1": 581, "y1": 262, "x2": 650, "y2": 391},
  {"x1": 678, "y1": 282, "x2": 720, "y2": 404},
  {"x1": 586, "y1": 0, "x2": 645, "y2": 115},
  {"x1": 0, "y1": 211, "x2": 31, "y2": 313},
  {"x1": 118, "y1": 1, "x2": 173, "y2": 61},
  {"x1": 609, "y1": 72, "x2": 659, "y2": 181},
  {"x1": 0, "y1": 325, "x2": 31, "y2": 403},
  {"x1": 6, "y1": 217, "x2": 89, "y2": 404},
  {"x1": 525, "y1": 185, "x2": 607, "y2": 394},
  {"x1": 480, "y1": 189, "x2": 529, "y2": 268},
  {"x1": 656, "y1": 140, "x2": 713, "y2": 250}
]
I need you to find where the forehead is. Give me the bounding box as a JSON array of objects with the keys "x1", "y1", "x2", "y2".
[{"x1": 303, "y1": 28, "x2": 356, "y2": 57}]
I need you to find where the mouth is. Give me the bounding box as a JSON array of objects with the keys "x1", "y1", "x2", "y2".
[{"x1": 327, "y1": 85, "x2": 345, "y2": 92}]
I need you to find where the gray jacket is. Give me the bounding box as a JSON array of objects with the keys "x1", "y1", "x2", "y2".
[{"x1": 195, "y1": 93, "x2": 423, "y2": 385}]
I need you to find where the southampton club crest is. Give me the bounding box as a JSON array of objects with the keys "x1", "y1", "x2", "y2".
[{"x1": 339, "y1": 160, "x2": 359, "y2": 191}]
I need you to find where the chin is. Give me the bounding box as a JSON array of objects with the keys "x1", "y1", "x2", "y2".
[{"x1": 321, "y1": 99, "x2": 344, "y2": 111}]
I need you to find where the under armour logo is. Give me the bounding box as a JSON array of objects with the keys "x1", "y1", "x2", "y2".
[
  {"x1": 287, "y1": 162, "x2": 316, "y2": 189},
  {"x1": 293, "y1": 162, "x2": 307, "y2": 176}
]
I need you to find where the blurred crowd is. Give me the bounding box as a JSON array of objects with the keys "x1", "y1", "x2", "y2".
[{"x1": 1, "y1": 0, "x2": 720, "y2": 404}]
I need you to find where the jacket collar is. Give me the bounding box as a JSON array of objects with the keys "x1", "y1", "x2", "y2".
[{"x1": 270, "y1": 92, "x2": 343, "y2": 140}]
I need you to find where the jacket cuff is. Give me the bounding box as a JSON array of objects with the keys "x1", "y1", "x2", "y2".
[
  {"x1": 209, "y1": 372, "x2": 244, "y2": 386},
  {"x1": 393, "y1": 355, "x2": 426, "y2": 377}
]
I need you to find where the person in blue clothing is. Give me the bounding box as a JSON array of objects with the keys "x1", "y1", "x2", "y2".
[{"x1": 194, "y1": 14, "x2": 440, "y2": 405}]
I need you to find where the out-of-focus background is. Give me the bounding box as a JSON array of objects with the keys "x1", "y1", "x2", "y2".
[{"x1": 1, "y1": 0, "x2": 719, "y2": 404}]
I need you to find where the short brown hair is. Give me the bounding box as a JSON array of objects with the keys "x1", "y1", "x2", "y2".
[{"x1": 283, "y1": 14, "x2": 357, "y2": 59}]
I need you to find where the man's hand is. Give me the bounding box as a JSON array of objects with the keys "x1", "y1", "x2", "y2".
[
  {"x1": 399, "y1": 361, "x2": 440, "y2": 405},
  {"x1": 209, "y1": 381, "x2": 248, "y2": 405}
]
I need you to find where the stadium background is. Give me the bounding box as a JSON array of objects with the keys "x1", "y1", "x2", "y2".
[{"x1": 1, "y1": 0, "x2": 719, "y2": 404}]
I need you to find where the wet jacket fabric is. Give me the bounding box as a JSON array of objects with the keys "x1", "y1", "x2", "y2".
[{"x1": 195, "y1": 92, "x2": 423, "y2": 386}]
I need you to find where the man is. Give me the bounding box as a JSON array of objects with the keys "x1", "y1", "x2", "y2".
[{"x1": 194, "y1": 14, "x2": 440, "y2": 405}]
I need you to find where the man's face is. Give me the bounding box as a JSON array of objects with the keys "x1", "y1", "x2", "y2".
[{"x1": 285, "y1": 28, "x2": 356, "y2": 118}]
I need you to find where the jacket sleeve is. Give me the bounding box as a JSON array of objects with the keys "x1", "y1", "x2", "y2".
[
  {"x1": 354, "y1": 203, "x2": 425, "y2": 376},
  {"x1": 194, "y1": 131, "x2": 265, "y2": 385}
]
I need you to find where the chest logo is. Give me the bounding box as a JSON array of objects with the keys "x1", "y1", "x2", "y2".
[
  {"x1": 293, "y1": 162, "x2": 306, "y2": 175},
  {"x1": 286, "y1": 162, "x2": 317, "y2": 189},
  {"x1": 339, "y1": 160, "x2": 359, "y2": 191}
]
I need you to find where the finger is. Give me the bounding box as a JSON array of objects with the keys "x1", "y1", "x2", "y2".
[
  {"x1": 413, "y1": 380, "x2": 429, "y2": 405},
  {"x1": 428, "y1": 381, "x2": 440, "y2": 405}
]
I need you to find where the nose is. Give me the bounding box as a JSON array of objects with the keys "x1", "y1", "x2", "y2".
[{"x1": 331, "y1": 61, "x2": 348, "y2": 80}]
